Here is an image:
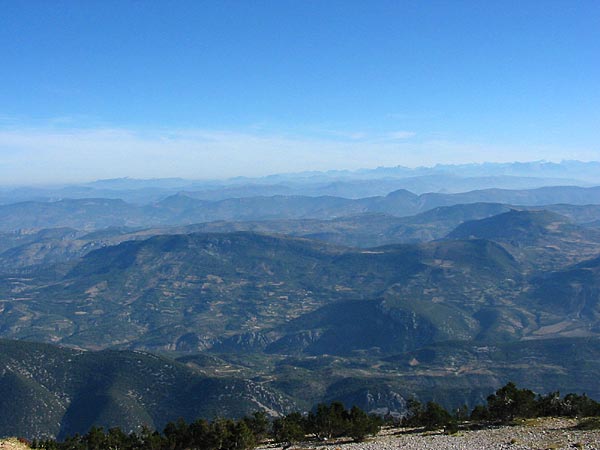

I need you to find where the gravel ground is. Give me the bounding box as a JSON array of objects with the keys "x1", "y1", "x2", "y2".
[
  {"x1": 3, "y1": 418, "x2": 600, "y2": 450},
  {"x1": 265, "y1": 418, "x2": 600, "y2": 450},
  {"x1": 0, "y1": 439, "x2": 30, "y2": 450}
]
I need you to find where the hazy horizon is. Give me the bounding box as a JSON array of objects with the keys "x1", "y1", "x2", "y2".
[{"x1": 0, "y1": 159, "x2": 599, "y2": 189}]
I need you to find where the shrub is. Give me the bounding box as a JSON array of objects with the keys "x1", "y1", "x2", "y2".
[{"x1": 575, "y1": 417, "x2": 600, "y2": 430}]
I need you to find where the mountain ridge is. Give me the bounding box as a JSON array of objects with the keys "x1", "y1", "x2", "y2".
[{"x1": 2, "y1": 185, "x2": 600, "y2": 232}]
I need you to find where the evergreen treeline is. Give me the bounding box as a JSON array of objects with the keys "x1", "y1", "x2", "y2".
[
  {"x1": 32, "y1": 404, "x2": 382, "y2": 450},
  {"x1": 32, "y1": 383, "x2": 600, "y2": 450},
  {"x1": 401, "y1": 382, "x2": 600, "y2": 431},
  {"x1": 469, "y1": 382, "x2": 600, "y2": 422}
]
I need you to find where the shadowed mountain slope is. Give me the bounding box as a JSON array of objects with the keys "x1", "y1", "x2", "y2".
[
  {"x1": 530, "y1": 255, "x2": 600, "y2": 325},
  {"x1": 0, "y1": 339, "x2": 293, "y2": 440},
  {"x1": 448, "y1": 210, "x2": 600, "y2": 271},
  {"x1": 0, "y1": 231, "x2": 543, "y2": 354}
]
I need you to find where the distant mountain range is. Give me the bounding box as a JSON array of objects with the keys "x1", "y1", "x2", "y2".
[
  {"x1": 2, "y1": 160, "x2": 600, "y2": 204},
  {"x1": 1, "y1": 199, "x2": 600, "y2": 273},
  {"x1": 1, "y1": 185, "x2": 600, "y2": 233}
]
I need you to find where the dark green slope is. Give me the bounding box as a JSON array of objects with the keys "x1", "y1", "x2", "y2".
[
  {"x1": 207, "y1": 336, "x2": 600, "y2": 417},
  {"x1": 0, "y1": 232, "x2": 534, "y2": 353},
  {"x1": 0, "y1": 340, "x2": 293, "y2": 440},
  {"x1": 379, "y1": 337, "x2": 600, "y2": 408},
  {"x1": 447, "y1": 210, "x2": 600, "y2": 271},
  {"x1": 530, "y1": 255, "x2": 600, "y2": 324},
  {"x1": 0, "y1": 370, "x2": 63, "y2": 440},
  {"x1": 258, "y1": 239, "x2": 522, "y2": 356},
  {"x1": 265, "y1": 300, "x2": 438, "y2": 356},
  {"x1": 449, "y1": 209, "x2": 566, "y2": 241}
]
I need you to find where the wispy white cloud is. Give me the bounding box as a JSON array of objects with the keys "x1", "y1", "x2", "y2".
[
  {"x1": 321, "y1": 130, "x2": 369, "y2": 140},
  {"x1": 386, "y1": 131, "x2": 416, "y2": 140},
  {"x1": 0, "y1": 125, "x2": 595, "y2": 184}
]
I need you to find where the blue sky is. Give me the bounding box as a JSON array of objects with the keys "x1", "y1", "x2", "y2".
[{"x1": 1, "y1": 0, "x2": 599, "y2": 183}]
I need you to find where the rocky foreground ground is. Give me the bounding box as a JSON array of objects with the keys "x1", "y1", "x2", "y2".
[
  {"x1": 0, "y1": 438, "x2": 29, "y2": 450},
  {"x1": 265, "y1": 418, "x2": 600, "y2": 450},
  {"x1": 2, "y1": 418, "x2": 600, "y2": 450}
]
